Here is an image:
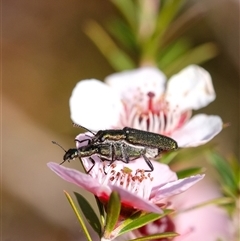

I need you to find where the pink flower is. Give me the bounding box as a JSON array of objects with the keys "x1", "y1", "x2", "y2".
[
  {"x1": 70, "y1": 65, "x2": 222, "y2": 147},
  {"x1": 130, "y1": 178, "x2": 234, "y2": 241},
  {"x1": 48, "y1": 134, "x2": 204, "y2": 215}
]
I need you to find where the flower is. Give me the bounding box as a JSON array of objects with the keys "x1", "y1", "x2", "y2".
[
  {"x1": 130, "y1": 177, "x2": 234, "y2": 241},
  {"x1": 70, "y1": 65, "x2": 222, "y2": 148},
  {"x1": 48, "y1": 134, "x2": 204, "y2": 216}
]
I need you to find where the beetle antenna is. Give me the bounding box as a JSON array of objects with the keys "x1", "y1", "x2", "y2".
[
  {"x1": 52, "y1": 141, "x2": 67, "y2": 153},
  {"x1": 59, "y1": 159, "x2": 66, "y2": 165},
  {"x1": 72, "y1": 122, "x2": 96, "y2": 135}
]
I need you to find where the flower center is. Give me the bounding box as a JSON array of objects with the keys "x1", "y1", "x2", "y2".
[
  {"x1": 85, "y1": 159, "x2": 154, "y2": 201},
  {"x1": 104, "y1": 163, "x2": 154, "y2": 199},
  {"x1": 118, "y1": 92, "x2": 191, "y2": 136}
]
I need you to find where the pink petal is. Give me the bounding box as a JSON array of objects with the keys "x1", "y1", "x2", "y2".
[
  {"x1": 70, "y1": 79, "x2": 123, "y2": 130},
  {"x1": 151, "y1": 174, "x2": 205, "y2": 203},
  {"x1": 48, "y1": 162, "x2": 162, "y2": 214},
  {"x1": 175, "y1": 205, "x2": 233, "y2": 241},
  {"x1": 111, "y1": 185, "x2": 163, "y2": 214},
  {"x1": 172, "y1": 178, "x2": 234, "y2": 241},
  {"x1": 166, "y1": 65, "x2": 216, "y2": 111},
  {"x1": 47, "y1": 162, "x2": 111, "y2": 196},
  {"x1": 105, "y1": 67, "x2": 166, "y2": 110},
  {"x1": 171, "y1": 114, "x2": 223, "y2": 147},
  {"x1": 150, "y1": 161, "x2": 178, "y2": 188}
]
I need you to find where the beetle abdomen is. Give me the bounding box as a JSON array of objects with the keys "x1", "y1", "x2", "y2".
[{"x1": 123, "y1": 127, "x2": 178, "y2": 150}]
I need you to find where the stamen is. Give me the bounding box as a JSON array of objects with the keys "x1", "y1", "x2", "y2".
[
  {"x1": 148, "y1": 112, "x2": 154, "y2": 131},
  {"x1": 128, "y1": 107, "x2": 139, "y2": 127},
  {"x1": 159, "y1": 111, "x2": 165, "y2": 134},
  {"x1": 98, "y1": 164, "x2": 154, "y2": 200},
  {"x1": 118, "y1": 97, "x2": 191, "y2": 136},
  {"x1": 164, "y1": 109, "x2": 172, "y2": 134},
  {"x1": 153, "y1": 113, "x2": 160, "y2": 133}
]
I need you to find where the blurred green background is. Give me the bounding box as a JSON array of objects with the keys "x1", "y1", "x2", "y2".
[{"x1": 2, "y1": 0, "x2": 239, "y2": 240}]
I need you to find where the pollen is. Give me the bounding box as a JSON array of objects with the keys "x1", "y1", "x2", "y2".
[{"x1": 102, "y1": 164, "x2": 154, "y2": 200}]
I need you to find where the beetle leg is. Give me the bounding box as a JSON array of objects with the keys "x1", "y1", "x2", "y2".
[
  {"x1": 107, "y1": 143, "x2": 115, "y2": 166},
  {"x1": 99, "y1": 157, "x2": 111, "y2": 175},
  {"x1": 120, "y1": 143, "x2": 130, "y2": 164},
  {"x1": 110, "y1": 143, "x2": 114, "y2": 161},
  {"x1": 85, "y1": 157, "x2": 95, "y2": 174},
  {"x1": 141, "y1": 154, "x2": 154, "y2": 172},
  {"x1": 75, "y1": 138, "x2": 91, "y2": 146}
]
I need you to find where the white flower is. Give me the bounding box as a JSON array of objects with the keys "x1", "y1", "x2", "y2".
[{"x1": 70, "y1": 65, "x2": 222, "y2": 147}]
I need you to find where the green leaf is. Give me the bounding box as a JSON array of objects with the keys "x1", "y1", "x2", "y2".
[
  {"x1": 178, "y1": 197, "x2": 235, "y2": 213},
  {"x1": 104, "y1": 191, "x2": 121, "y2": 238},
  {"x1": 163, "y1": 42, "x2": 218, "y2": 77},
  {"x1": 177, "y1": 167, "x2": 205, "y2": 179},
  {"x1": 64, "y1": 191, "x2": 93, "y2": 241},
  {"x1": 229, "y1": 156, "x2": 240, "y2": 186},
  {"x1": 169, "y1": 143, "x2": 215, "y2": 165},
  {"x1": 118, "y1": 209, "x2": 173, "y2": 236},
  {"x1": 161, "y1": 3, "x2": 206, "y2": 47},
  {"x1": 94, "y1": 196, "x2": 105, "y2": 226},
  {"x1": 130, "y1": 232, "x2": 178, "y2": 241},
  {"x1": 207, "y1": 152, "x2": 238, "y2": 194},
  {"x1": 84, "y1": 20, "x2": 136, "y2": 71},
  {"x1": 110, "y1": 0, "x2": 138, "y2": 31},
  {"x1": 160, "y1": 151, "x2": 179, "y2": 165},
  {"x1": 136, "y1": 0, "x2": 160, "y2": 42},
  {"x1": 74, "y1": 192, "x2": 102, "y2": 237},
  {"x1": 221, "y1": 185, "x2": 237, "y2": 199},
  {"x1": 107, "y1": 19, "x2": 138, "y2": 53},
  {"x1": 156, "y1": 0, "x2": 185, "y2": 39},
  {"x1": 158, "y1": 38, "x2": 192, "y2": 70},
  {"x1": 140, "y1": 0, "x2": 185, "y2": 63}
]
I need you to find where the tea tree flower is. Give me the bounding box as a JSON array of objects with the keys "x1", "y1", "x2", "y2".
[
  {"x1": 70, "y1": 65, "x2": 222, "y2": 147},
  {"x1": 48, "y1": 135, "x2": 204, "y2": 216}
]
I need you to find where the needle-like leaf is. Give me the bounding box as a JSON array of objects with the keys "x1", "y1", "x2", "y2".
[
  {"x1": 64, "y1": 191, "x2": 93, "y2": 241},
  {"x1": 74, "y1": 192, "x2": 102, "y2": 237}
]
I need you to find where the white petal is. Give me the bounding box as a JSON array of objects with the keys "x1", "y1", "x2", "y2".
[
  {"x1": 70, "y1": 79, "x2": 123, "y2": 130},
  {"x1": 171, "y1": 114, "x2": 223, "y2": 147},
  {"x1": 105, "y1": 67, "x2": 166, "y2": 109},
  {"x1": 151, "y1": 174, "x2": 205, "y2": 203},
  {"x1": 166, "y1": 65, "x2": 216, "y2": 111}
]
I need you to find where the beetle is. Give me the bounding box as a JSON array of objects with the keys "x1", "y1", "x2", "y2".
[
  {"x1": 93, "y1": 127, "x2": 178, "y2": 151},
  {"x1": 85, "y1": 128, "x2": 177, "y2": 173},
  {"x1": 53, "y1": 140, "x2": 155, "y2": 173},
  {"x1": 53, "y1": 125, "x2": 178, "y2": 173},
  {"x1": 79, "y1": 140, "x2": 156, "y2": 172},
  {"x1": 73, "y1": 123, "x2": 178, "y2": 152}
]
